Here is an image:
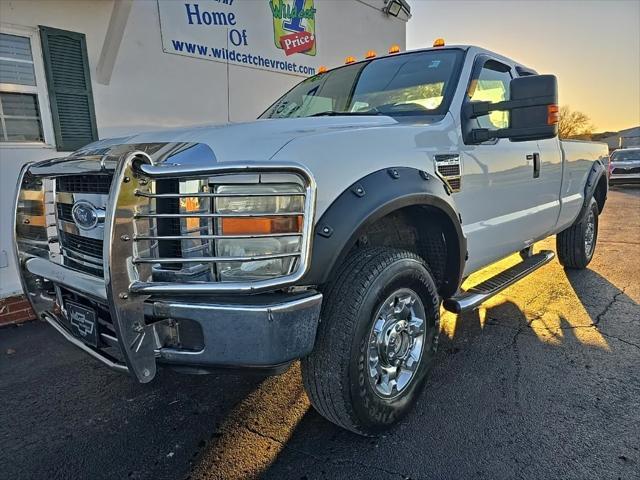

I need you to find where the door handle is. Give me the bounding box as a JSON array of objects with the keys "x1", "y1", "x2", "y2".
[{"x1": 527, "y1": 153, "x2": 541, "y2": 178}]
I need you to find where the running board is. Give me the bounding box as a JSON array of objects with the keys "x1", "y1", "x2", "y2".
[{"x1": 443, "y1": 250, "x2": 555, "y2": 314}]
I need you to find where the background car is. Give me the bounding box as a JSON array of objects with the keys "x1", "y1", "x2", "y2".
[{"x1": 609, "y1": 147, "x2": 640, "y2": 186}]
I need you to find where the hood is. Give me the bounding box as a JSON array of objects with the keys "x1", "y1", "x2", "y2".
[{"x1": 75, "y1": 116, "x2": 400, "y2": 162}]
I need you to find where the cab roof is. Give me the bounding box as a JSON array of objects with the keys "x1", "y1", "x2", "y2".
[{"x1": 322, "y1": 44, "x2": 535, "y2": 78}]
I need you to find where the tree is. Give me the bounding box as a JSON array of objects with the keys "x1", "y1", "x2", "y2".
[{"x1": 558, "y1": 105, "x2": 594, "y2": 139}]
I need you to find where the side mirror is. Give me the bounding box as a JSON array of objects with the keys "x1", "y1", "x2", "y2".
[{"x1": 463, "y1": 74, "x2": 559, "y2": 144}]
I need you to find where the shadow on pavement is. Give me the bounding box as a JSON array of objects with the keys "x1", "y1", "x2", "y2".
[
  {"x1": 250, "y1": 267, "x2": 637, "y2": 479},
  {"x1": 0, "y1": 322, "x2": 265, "y2": 480}
]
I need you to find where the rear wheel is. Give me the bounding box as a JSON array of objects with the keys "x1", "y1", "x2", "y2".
[
  {"x1": 557, "y1": 197, "x2": 599, "y2": 269},
  {"x1": 301, "y1": 247, "x2": 440, "y2": 435}
]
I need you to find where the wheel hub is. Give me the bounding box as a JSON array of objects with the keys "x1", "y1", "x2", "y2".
[
  {"x1": 367, "y1": 288, "x2": 426, "y2": 399},
  {"x1": 381, "y1": 320, "x2": 411, "y2": 363}
]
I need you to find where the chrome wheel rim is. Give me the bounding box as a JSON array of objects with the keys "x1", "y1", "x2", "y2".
[
  {"x1": 584, "y1": 210, "x2": 596, "y2": 256},
  {"x1": 367, "y1": 288, "x2": 426, "y2": 399}
]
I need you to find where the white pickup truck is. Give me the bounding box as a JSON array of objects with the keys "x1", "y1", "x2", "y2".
[{"x1": 14, "y1": 43, "x2": 608, "y2": 435}]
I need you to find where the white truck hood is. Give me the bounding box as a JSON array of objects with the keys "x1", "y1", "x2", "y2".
[
  {"x1": 71, "y1": 113, "x2": 455, "y2": 221},
  {"x1": 80, "y1": 116, "x2": 399, "y2": 162}
]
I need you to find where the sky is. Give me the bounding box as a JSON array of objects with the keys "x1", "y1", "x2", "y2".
[{"x1": 407, "y1": 0, "x2": 640, "y2": 132}]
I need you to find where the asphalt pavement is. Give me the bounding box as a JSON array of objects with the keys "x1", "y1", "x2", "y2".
[{"x1": 1, "y1": 188, "x2": 638, "y2": 480}]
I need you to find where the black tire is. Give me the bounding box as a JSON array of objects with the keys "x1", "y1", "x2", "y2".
[
  {"x1": 556, "y1": 197, "x2": 599, "y2": 269},
  {"x1": 301, "y1": 247, "x2": 440, "y2": 435}
]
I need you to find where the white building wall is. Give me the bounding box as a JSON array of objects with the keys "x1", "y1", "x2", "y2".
[{"x1": 0, "y1": 0, "x2": 407, "y2": 296}]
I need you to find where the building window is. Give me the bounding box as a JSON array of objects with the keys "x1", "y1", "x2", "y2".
[
  {"x1": 0, "y1": 32, "x2": 48, "y2": 143},
  {"x1": 0, "y1": 25, "x2": 98, "y2": 151},
  {"x1": 0, "y1": 92, "x2": 43, "y2": 142}
]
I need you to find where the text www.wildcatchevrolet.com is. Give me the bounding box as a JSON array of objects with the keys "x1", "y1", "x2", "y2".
[{"x1": 170, "y1": 40, "x2": 317, "y2": 75}]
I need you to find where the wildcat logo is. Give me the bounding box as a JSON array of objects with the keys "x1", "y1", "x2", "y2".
[{"x1": 269, "y1": 0, "x2": 317, "y2": 56}]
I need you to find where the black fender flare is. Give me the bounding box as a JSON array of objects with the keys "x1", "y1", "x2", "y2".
[
  {"x1": 576, "y1": 159, "x2": 607, "y2": 223},
  {"x1": 301, "y1": 167, "x2": 466, "y2": 297}
]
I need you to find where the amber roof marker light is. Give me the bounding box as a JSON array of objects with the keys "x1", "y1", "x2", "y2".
[
  {"x1": 433, "y1": 38, "x2": 445, "y2": 47},
  {"x1": 344, "y1": 56, "x2": 356, "y2": 64},
  {"x1": 318, "y1": 66, "x2": 328, "y2": 74},
  {"x1": 388, "y1": 44, "x2": 401, "y2": 54},
  {"x1": 365, "y1": 50, "x2": 377, "y2": 59}
]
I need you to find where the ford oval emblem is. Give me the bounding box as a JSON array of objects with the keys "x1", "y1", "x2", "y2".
[{"x1": 71, "y1": 201, "x2": 102, "y2": 230}]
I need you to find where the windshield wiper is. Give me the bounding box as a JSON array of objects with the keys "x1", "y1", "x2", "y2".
[{"x1": 310, "y1": 108, "x2": 381, "y2": 117}]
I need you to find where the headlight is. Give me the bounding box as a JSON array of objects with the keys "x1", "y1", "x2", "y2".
[{"x1": 214, "y1": 183, "x2": 304, "y2": 281}]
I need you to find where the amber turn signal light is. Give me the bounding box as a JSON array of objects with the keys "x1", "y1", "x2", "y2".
[
  {"x1": 547, "y1": 104, "x2": 559, "y2": 125},
  {"x1": 221, "y1": 216, "x2": 303, "y2": 235}
]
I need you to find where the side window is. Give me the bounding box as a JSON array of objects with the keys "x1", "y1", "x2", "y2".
[{"x1": 468, "y1": 60, "x2": 512, "y2": 130}]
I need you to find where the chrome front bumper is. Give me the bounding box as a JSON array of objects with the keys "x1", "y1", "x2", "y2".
[
  {"x1": 150, "y1": 292, "x2": 322, "y2": 369},
  {"x1": 20, "y1": 256, "x2": 322, "y2": 377}
]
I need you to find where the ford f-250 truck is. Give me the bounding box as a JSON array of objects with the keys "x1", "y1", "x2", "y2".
[{"x1": 14, "y1": 43, "x2": 608, "y2": 435}]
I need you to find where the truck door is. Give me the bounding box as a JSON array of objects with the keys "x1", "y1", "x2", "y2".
[
  {"x1": 533, "y1": 134, "x2": 563, "y2": 233},
  {"x1": 455, "y1": 56, "x2": 560, "y2": 273}
]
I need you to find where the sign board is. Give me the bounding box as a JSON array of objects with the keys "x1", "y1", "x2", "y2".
[{"x1": 157, "y1": 0, "x2": 321, "y2": 77}]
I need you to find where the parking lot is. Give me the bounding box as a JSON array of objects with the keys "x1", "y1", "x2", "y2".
[{"x1": 1, "y1": 187, "x2": 638, "y2": 480}]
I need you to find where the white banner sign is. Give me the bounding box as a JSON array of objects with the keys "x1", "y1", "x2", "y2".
[{"x1": 157, "y1": 0, "x2": 321, "y2": 77}]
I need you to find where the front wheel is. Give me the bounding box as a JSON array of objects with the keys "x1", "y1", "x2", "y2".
[
  {"x1": 301, "y1": 247, "x2": 440, "y2": 435},
  {"x1": 557, "y1": 196, "x2": 599, "y2": 269}
]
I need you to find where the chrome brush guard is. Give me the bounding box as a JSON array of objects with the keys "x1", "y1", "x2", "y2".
[{"x1": 14, "y1": 142, "x2": 317, "y2": 382}]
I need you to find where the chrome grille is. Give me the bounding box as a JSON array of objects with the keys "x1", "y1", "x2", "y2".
[
  {"x1": 56, "y1": 203, "x2": 73, "y2": 222},
  {"x1": 15, "y1": 172, "x2": 107, "y2": 278},
  {"x1": 57, "y1": 175, "x2": 112, "y2": 194},
  {"x1": 55, "y1": 177, "x2": 111, "y2": 277},
  {"x1": 60, "y1": 231, "x2": 103, "y2": 257}
]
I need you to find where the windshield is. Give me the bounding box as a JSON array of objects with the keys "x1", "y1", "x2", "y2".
[
  {"x1": 611, "y1": 150, "x2": 640, "y2": 162},
  {"x1": 260, "y1": 49, "x2": 464, "y2": 119}
]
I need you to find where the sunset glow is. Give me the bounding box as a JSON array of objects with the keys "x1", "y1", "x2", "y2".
[{"x1": 408, "y1": 0, "x2": 640, "y2": 132}]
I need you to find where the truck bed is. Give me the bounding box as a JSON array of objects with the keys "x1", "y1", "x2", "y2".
[{"x1": 556, "y1": 139, "x2": 609, "y2": 232}]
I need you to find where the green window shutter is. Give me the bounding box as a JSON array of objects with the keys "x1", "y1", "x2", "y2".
[{"x1": 39, "y1": 26, "x2": 98, "y2": 152}]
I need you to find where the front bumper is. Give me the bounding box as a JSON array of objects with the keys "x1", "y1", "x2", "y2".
[
  {"x1": 609, "y1": 174, "x2": 640, "y2": 185},
  {"x1": 21, "y1": 256, "x2": 322, "y2": 376},
  {"x1": 152, "y1": 292, "x2": 322, "y2": 370}
]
